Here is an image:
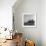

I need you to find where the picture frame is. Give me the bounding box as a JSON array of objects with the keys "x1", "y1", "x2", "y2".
[{"x1": 22, "y1": 12, "x2": 36, "y2": 27}]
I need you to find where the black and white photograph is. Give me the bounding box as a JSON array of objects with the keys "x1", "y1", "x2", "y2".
[{"x1": 22, "y1": 13, "x2": 36, "y2": 27}]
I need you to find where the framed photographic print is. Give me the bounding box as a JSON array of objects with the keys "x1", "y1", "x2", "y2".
[{"x1": 22, "y1": 13, "x2": 36, "y2": 27}]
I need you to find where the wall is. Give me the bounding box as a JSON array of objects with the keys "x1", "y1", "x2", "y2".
[
  {"x1": 0, "y1": 0, "x2": 16, "y2": 30},
  {"x1": 13, "y1": 0, "x2": 46, "y2": 46},
  {"x1": 13, "y1": 0, "x2": 41, "y2": 46},
  {"x1": 41, "y1": 0, "x2": 46, "y2": 46}
]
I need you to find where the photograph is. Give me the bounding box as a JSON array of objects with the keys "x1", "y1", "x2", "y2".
[{"x1": 22, "y1": 13, "x2": 36, "y2": 27}]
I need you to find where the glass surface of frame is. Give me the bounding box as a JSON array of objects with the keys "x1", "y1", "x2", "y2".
[{"x1": 22, "y1": 12, "x2": 36, "y2": 27}]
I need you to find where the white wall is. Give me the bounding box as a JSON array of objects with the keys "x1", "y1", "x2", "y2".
[
  {"x1": 0, "y1": 0, "x2": 16, "y2": 30},
  {"x1": 41, "y1": 0, "x2": 46, "y2": 46},
  {"x1": 13, "y1": 0, "x2": 41, "y2": 46},
  {"x1": 13, "y1": 0, "x2": 46, "y2": 46}
]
